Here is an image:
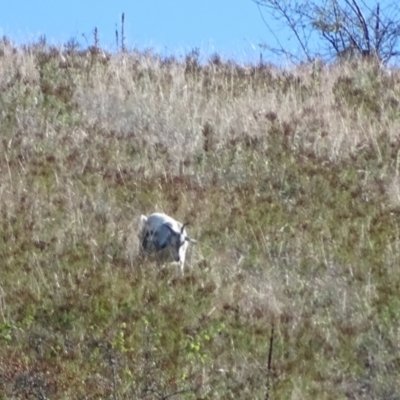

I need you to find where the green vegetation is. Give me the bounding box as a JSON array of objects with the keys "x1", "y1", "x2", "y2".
[{"x1": 1, "y1": 37, "x2": 400, "y2": 398}]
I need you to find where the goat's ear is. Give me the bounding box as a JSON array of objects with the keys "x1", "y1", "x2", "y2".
[{"x1": 185, "y1": 236, "x2": 197, "y2": 244}]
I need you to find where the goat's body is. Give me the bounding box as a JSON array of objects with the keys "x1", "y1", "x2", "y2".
[{"x1": 139, "y1": 213, "x2": 196, "y2": 274}]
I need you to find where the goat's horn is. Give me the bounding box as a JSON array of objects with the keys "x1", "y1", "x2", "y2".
[{"x1": 181, "y1": 222, "x2": 189, "y2": 233}]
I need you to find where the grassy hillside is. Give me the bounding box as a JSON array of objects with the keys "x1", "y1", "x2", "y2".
[{"x1": 1, "y1": 38, "x2": 400, "y2": 398}]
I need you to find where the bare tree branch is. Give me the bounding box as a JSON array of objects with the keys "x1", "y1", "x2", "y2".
[{"x1": 252, "y1": 0, "x2": 400, "y2": 64}]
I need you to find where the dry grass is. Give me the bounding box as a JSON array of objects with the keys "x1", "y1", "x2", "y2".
[{"x1": 1, "y1": 37, "x2": 400, "y2": 398}]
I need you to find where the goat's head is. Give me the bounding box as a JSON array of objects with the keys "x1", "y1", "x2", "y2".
[{"x1": 163, "y1": 222, "x2": 196, "y2": 263}]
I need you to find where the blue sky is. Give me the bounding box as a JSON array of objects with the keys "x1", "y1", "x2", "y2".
[{"x1": 0, "y1": 1, "x2": 284, "y2": 64}]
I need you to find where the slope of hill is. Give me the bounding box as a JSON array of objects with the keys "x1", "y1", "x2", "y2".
[{"x1": 1, "y1": 39, "x2": 400, "y2": 398}]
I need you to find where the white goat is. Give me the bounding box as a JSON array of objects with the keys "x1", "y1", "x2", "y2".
[{"x1": 139, "y1": 213, "x2": 197, "y2": 274}]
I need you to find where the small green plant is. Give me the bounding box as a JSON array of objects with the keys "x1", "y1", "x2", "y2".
[
  {"x1": 186, "y1": 323, "x2": 226, "y2": 365},
  {"x1": 0, "y1": 322, "x2": 12, "y2": 343}
]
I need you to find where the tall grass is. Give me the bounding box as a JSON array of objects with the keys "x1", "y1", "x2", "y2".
[{"x1": 0, "y1": 37, "x2": 400, "y2": 398}]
